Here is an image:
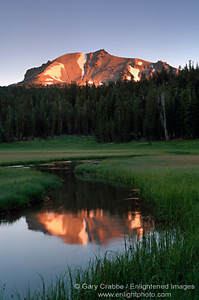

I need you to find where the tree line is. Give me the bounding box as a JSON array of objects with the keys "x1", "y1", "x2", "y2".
[{"x1": 0, "y1": 62, "x2": 199, "y2": 143}]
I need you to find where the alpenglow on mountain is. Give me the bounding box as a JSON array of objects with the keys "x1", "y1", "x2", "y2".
[{"x1": 20, "y1": 49, "x2": 178, "y2": 86}]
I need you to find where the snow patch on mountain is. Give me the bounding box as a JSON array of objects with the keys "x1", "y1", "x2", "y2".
[
  {"x1": 77, "y1": 53, "x2": 87, "y2": 77},
  {"x1": 45, "y1": 78, "x2": 54, "y2": 85},
  {"x1": 43, "y1": 62, "x2": 65, "y2": 82},
  {"x1": 129, "y1": 65, "x2": 140, "y2": 81}
]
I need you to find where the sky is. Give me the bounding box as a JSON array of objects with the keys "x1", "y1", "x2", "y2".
[{"x1": 0, "y1": 0, "x2": 199, "y2": 86}]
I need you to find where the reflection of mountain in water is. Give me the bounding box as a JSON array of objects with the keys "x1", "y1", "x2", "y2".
[
  {"x1": 27, "y1": 210, "x2": 154, "y2": 245},
  {"x1": 26, "y1": 163, "x2": 154, "y2": 245}
]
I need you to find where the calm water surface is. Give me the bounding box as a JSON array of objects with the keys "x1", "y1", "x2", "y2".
[{"x1": 0, "y1": 162, "x2": 154, "y2": 298}]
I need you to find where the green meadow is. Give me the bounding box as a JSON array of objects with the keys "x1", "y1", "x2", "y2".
[
  {"x1": 1, "y1": 136, "x2": 199, "y2": 299},
  {"x1": 1, "y1": 135, "x2": 199, "y2": 166}
]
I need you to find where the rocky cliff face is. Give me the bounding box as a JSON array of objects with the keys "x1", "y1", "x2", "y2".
[{"x1": 20, "y1": 49, "x2": 178, "y2": 86}]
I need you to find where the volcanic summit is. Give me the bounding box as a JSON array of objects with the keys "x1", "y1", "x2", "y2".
[{"x1": 20, "y1": 49, "x2": 178, "y2": 86}]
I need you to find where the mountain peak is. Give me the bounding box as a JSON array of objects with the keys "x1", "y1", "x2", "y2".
[
  {"x1": 97, "y1": 49, "x2": 108, "y2": 54},
  {"x1": 20, "y1": 50, "x2": 178, "y2": 86}
]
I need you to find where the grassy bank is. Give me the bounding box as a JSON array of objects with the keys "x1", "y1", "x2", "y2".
[
  {"x1": 75, "y1": 155, "x2": 199, "y2": 230},
  {"x1": 0, "y1": 167, "x2": 62, "y2": 212},
  {"x1": 72, "y1": 155, "x2": 199, "y2": 299},
  {"x1": 70, "y1": 232, "x2": 199, "y2": 300}
]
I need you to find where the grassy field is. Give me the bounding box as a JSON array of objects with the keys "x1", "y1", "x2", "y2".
[
  {"x1": 1, "y1": 136, "x2": 199, "y2": 299},
  {"x1": 0, "y1": 167, "x2": 62, "y2": 211},
  {"x1": 1, "y1": 135, "x2": 199, "y2": 165}
]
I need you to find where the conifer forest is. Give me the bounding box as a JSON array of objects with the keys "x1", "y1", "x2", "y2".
[{"x1": 1, "y1": 62, "x2": 199, "y2": 143}]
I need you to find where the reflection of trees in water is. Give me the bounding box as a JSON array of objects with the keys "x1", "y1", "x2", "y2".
[{"x1": 40, "y1": 164, "x2": 151, "y2": 217}]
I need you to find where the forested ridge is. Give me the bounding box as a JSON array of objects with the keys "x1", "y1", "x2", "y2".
[{"x1": 1, "y1": 62, "x2": 199, "y2": 143}]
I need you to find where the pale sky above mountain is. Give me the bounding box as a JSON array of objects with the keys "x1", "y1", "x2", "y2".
[{"x1": 0, "y1": 0, "x2": 198, "y2": 86}]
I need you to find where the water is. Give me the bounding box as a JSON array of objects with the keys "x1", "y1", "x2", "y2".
[{"x1": 0, "y1": 161, "x2": 154, "y2": 298}]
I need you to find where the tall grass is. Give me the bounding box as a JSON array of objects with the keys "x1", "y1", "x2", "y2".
[
  {"x1": 69, "y1": 155, "x2": 199, "y2": 299},
  {"x1": 0, "y1": 167, "x2": 62, "y2": 211},
  {"x1": 75, "y1": 156, "x2": 199, "y2": 230},
  {"x1": 3, "y1": 231, "x2": 198, "y2": 299},
  {"x1": 70, "y1": 231, "x2": 199, "y2": 299}
]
